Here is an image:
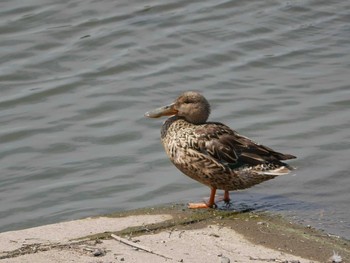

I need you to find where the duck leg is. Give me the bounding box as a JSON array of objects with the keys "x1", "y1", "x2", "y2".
[
  {"x1": 188, "y1": 188, "x2": 216, "y2": 209},
  {"x1": 224, "y1": 190, "x2": 230, "y2": 203},
  {"x1": 215, "y1": 190, "x2": 231, "y2": 204}
]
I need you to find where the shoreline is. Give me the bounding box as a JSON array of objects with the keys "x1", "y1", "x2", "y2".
[{"x1": 0, "y1": 204, "x2": 348, "y2": 262}]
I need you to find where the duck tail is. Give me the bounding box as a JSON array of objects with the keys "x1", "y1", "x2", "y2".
[
  {"x1": 258, "y1": 165, "x2": 294, "y2": 176},
  {"x1": 277, "y1": 153, "x2": 297, "y2": 160}
]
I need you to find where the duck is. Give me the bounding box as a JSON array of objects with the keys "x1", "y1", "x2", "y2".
[{"x1": 145, "y1": 91, "x2": 296, "y2": 208}]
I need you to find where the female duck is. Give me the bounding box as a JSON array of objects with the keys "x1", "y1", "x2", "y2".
[{"x1": 145, "y1": 91, "x2": 296, "y2": 208}]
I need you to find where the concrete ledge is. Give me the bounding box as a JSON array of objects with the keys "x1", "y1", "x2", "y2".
[{"x1": 0, "y1": 204, "x2": 348, "y2": 262}]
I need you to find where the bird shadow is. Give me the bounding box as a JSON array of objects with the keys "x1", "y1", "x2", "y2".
[
  {"x1": 213, "y1": 192, "x2": 323, "y2": 214},
  {"x1": 216, "y1": 201, "x2": 255, "y2": 212}
]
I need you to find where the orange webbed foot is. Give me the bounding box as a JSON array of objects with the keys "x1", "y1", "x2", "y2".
[
  {"x1": 188, "y1": 188, "x2": 217, "y2": 209},
  {"x1": 187, "y1": 202, "x2": 216, "y2": 209}
]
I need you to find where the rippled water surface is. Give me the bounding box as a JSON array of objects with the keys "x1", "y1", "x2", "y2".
[{"x1": 1, "y1": 0, "x2": 349, "y2": 239}]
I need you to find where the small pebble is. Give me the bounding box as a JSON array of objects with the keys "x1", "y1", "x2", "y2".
[
  {"x1": 329, "y1": 250, "x2": 342, "y2": 263},
  {"x1": 120, "y1": 257, "x2": 125, "y2": 261},
  {"x1": 221, "y1": 256, "x2": 230, "y2": 263},
  {"x1": 92, "y1": 248, "x2": 105, "y2": 257},
  {"x1": 94, "y1": 239, "x2": 103, "y2": 244}
]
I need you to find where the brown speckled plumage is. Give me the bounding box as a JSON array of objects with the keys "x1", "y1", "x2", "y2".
[{"x1": 145, "y1": 91, "x2": 296, "y2": 208}]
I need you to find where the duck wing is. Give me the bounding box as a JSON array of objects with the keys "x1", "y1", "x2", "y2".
[{"x1": 195, "y1": 122, "x2": 296, "y2": 168}]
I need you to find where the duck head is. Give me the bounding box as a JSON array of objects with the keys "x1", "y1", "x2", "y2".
[{"x1": 145, "y1": 91, "x2": 211, "y2": 124}]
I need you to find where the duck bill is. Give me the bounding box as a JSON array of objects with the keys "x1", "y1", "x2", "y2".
[{"x1": 145, "y1": 103, "x2": 177, "y2": 118}]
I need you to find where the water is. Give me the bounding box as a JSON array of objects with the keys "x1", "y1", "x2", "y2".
[{"x1": 0, "y1": 0, "x2": 349, "y2": 239}]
